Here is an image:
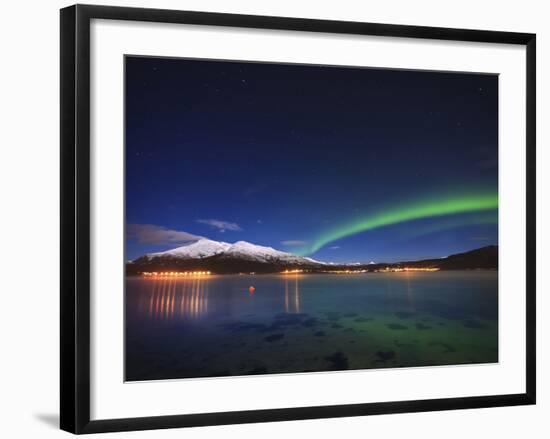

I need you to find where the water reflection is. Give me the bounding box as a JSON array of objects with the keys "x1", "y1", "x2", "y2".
[
  {"x1": 127, "y1": 272, "x2": 499, "y2": 381},
  {"x1": 403, "y1": 272, "x2": 416, "y2": 311},
  {"x1": 284, "y1": 274, "x2": 301, "y2": 313},
  {"x1": 140, "y1": 277, "x2": 210, "y2": 320},
  {"x1": 381, "y1": 272, "x2": 417, "y2": 313},
  {"x1": 135, "y1": 274, "x2": 305, "y2": 320}
]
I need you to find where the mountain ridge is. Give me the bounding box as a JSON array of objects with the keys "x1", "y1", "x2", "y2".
[{"x1": 127, "y1": 239, "x2": 498, "y2": 275}]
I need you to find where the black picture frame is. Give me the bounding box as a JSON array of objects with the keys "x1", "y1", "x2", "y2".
[{"x1": 60, "y1": 4, "x2": 536, "y2": 434}]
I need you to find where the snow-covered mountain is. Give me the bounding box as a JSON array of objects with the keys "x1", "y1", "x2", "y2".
[
  {"x1": 147, "y1": 238, "x2": 231, "y2": 259},
  {"x1": 221, "y1": 241, "x2": 325, "y2": 264},
  {"x1": 141, "y1": 238, "x2": 325, "y2": 266}
]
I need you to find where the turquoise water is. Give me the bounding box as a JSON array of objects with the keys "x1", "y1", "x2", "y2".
[{"x1": 125, "y1": 272, "x2": 498, "y2": 381}]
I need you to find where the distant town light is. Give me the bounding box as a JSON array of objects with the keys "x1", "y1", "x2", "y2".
[
  {"x1": 141, "y1": 271, "x2": 212, "y2": 277},
  {"x1": 375, "y1": 267, "x2": 440, "y2": 273}
]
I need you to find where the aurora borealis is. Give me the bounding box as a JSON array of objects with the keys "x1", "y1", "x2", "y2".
[
  {"x1": 301, "y1": 192, "x2": 498, "y2": 255},
  {"x1": 125, "y1": 56, "x2": 498, "y2": 262}
]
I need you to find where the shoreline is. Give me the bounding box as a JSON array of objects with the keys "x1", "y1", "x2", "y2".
[{"x1": 126, "y1": 268, "x2": 498, "y2": 278}]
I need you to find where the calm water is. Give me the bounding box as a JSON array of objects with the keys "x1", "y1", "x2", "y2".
[{"x1": 125, "y1": 272, "x2": 498, "y2": 381}]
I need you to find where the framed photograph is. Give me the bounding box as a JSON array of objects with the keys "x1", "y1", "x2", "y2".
[{"x1": 60, "y1": 4, "x2": 536, "y2": 434}]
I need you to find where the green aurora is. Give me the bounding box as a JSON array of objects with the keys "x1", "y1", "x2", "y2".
[{"x1": 301, "y1": 192, "x2": 498, "y2": 256}]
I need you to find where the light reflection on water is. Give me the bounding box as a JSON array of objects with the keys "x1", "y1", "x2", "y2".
[
  {"x1": 284, "y1": 275, "x2": 301, "y2": 314},
  {"x1": 134, "y1": 273, "x2": 425, "y2": 321},
  {"x1": 138, "y1": 276, "x2": 210, "y2": 320},
  {"x1": 135, "y1": 274, "x2": 307, "y2": 320}
]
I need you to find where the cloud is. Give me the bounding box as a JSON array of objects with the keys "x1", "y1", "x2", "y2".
[
  {"x1": 196, "y1": 219, "x2": 242, "y2": 232},
  {"x1": 127, "y1": 224, "x2": 203, "y2": 245},
  {"x1": 329, "y1": 246, "x2": 341, "y2": 250},
  {"x1": 281, "y1": 240, "x2": 307, "y2": 247}
]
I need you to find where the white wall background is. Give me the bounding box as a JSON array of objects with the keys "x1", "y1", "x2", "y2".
[{"x1": 0, "y1": 0, "x2": 547, "y2": 437}]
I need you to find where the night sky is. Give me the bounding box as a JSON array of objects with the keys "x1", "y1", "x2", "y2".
[{"x1": 125, "y1": 56, "x2": 498, "y2": 263}]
